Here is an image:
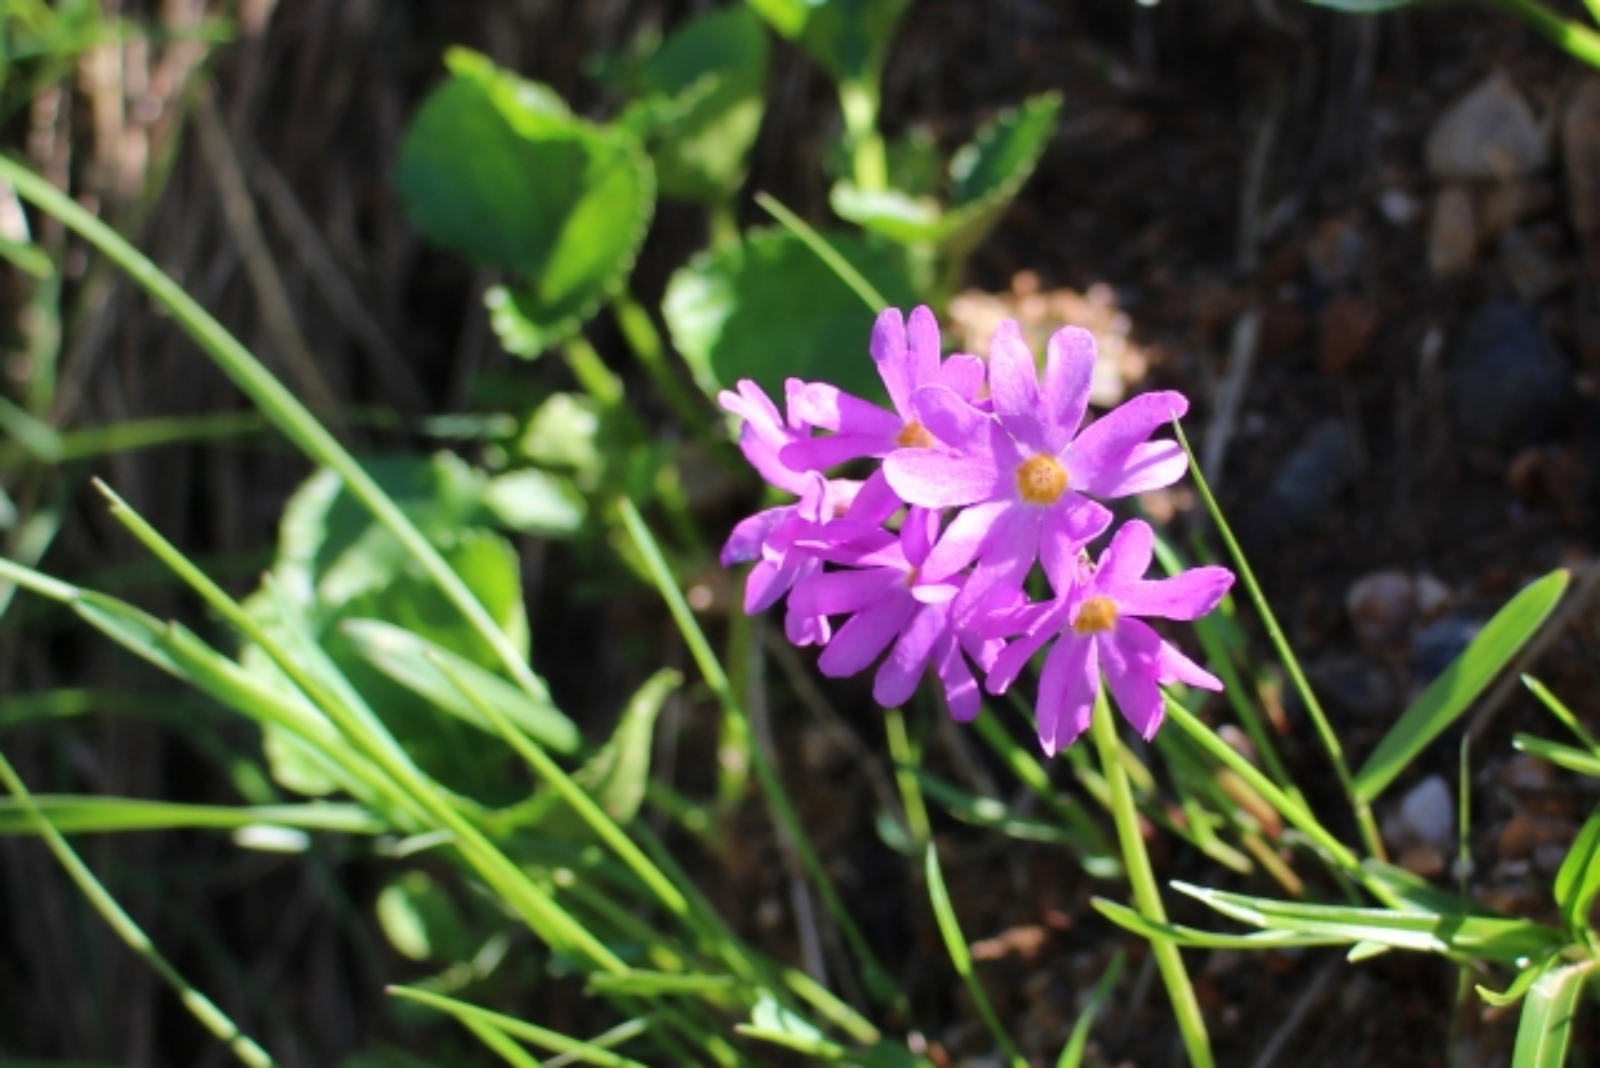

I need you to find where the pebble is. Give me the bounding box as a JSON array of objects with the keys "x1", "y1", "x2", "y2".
[
  {"x1": 1378, "y1": 187, "x2": 1421, "y2": 226},
  {"x1": 1446, "y1": 301, "x2": 1570, "y2": 448},
  {"x1": 1414, "y1": 572, "x2": 1452, "y2": 618},
  {"x1": 1311, "y1": 653, "x2": 1398, "y2": 720},
  {"x1": 1383, "y1": 774, "x2": 1456, "y2": 853},
  {"x1": 1497, "y1": 812, "x2": 1575, "y2": 860},
  {"x1": 1425, "y1": 73, "x2": 1548, "y2": 182},
  {"x1": 1241, "y1": 419, "x2": 1358, "y2": 551},
  {"x1": 1305, "y1": 216, "x2": 1367, "y2": 287},
  {"x1": 1317, "y1": 294, "x2": 1380, "y2": 374},
  {"x1": 1411, "y1": 615, "x2": 1479, "y2": 683},
  {"x1": 1428, "y1": 185, "x2": 1478, "y2": 277},
  {"x1": 1562, "y1": 77, "x2": 1600, "y2": 272},
  {"x1": 1479, "y1": 179, "x2": 1557, "y2": 239},
  {"x1": 1499, "y1": 226, "x2": 1566, "y2": 302},
  {"x1": 1346, "y1": 569, "x2": 1416, "y2": 649}
]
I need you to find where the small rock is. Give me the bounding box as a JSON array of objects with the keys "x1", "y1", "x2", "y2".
[
  {"x1": 1378, "y1": 187, "x2": 1422, "y2": 226},
  {"x1": 1498, "y1": 812, "x2": 1575, "y2": 860},
  {"x1": 1383, "y1": 775, "x2": 1456, "y2": 853},
  {"x1": 1428, "y1": 186, "x2": 1478, "y2": 277},
  {"x1": 1317, "y1": 295, "x2": 1380, "y2": 374},
  {"x1": 1306, "y1": 217, "x2": 1368, "y2": 286},
  {"x1": 1562, "y1": 77, "x2": 1600, "y2": 273},
  {"x1": 1398, "y1": 845, "x2": 1449, "y2": 879},
  {"x1": 1533, "y1": 840, "x2": 1570, "y2": 876},
  {"x1": 1497, "y1": 753, "x2": 1558, "y2": 792},
  {"x1": 1426, "y1": 73, "x2": 1548, "y2": 181},
  {"x1": 1479, "y1": 179, "x2": 1557, "y2": 239},
  {"x1": 1500, "y1": 227, "x2": 1567, "y2": 302},
  {"x1": 1311, "y1": 653, "x2": 1398, "y2": 720},
  {"x1": 1414, "y1": 573, "x2": 1452, "y2": 618},
  {"x1": 1347, "y1": 569, "x2": 1416, "y2": 649},
  {"x1": 1412, "y1": 615, "x2": 1479, "y2": 683},
  {"x1": 1446, "y1": 301, "x2": 1570, "y2": 448},
  {"x1": 1242, "y1": 419, "x2": 1358, "y2": 550}
]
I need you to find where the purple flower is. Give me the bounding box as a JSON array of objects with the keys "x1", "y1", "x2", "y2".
[
  {"x1": 788, "y1": 507, "x2": 1001, "y2": 721},
  {"x1": 782, "y1": 306, "x2": 985, "y2": 473},
  {"x1": 883, "y1": 320, "x2": 1191, "y2": 614},
  {"x1": 719, "y1": 378, "x2": 812, "y2": 495},
  {"x1": 982, "y1": 520, "x2": 1233, "y2": 755}
]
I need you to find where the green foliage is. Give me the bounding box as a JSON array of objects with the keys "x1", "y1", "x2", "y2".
[
  {"x1": 396, "y1": 48, "x2": 654, "y2": 357},
  {"x1": 662, "y1": 227, "x2": 916, "y2": 397},
  {"x1": 622, "y1": 7, "x2": 769, "y2": 205},
  {"x1": 746, "y1": 0, "x2": 911, "y2": 87}
]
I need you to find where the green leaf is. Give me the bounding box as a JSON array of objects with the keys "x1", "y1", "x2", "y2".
[
  {"x1": 1354, "y1": 569, "x2": 1569, "y2": 804},
  {"x1": 1094, "y1": 898, "x2": 1338, "y2": 950},
  {"x1": 376, "y1": 870, "x2": 485, "y2": 963},
  {"x1": 585, "y1": 970, "x2": 740, "y2": 998},
  {"x1": 662, "y1": 226, "x2": 916, "y2": 397},
  {"x1": 746, "y1": 0, "x2": 911, "y2": 86},
  {"x1": 1555, "y1": 804, "x2": 1600, "y2": 935},
  {"x1": 395, "y1": 47, "x2": 654, "y2": 356},
  {"x1": 832, "y1": 92, "x2": 1060, "y2": 255},
  {"x1": 1515, "y1": 734, "x2": 1600, "y2": 779},
  {"x1": 1480, "y1": 957, "x2": 1559, "y2": 1008},
  {"x1": 0, "y1": 797, "x2": 382, "y2": 836},
  {"x1": 1056, "y1": 951, "x2": 1125, "y2": 1068},
  {"x1": 1173, "y1": 883, "x2": 1566, "y2": 964},
  {"x1": 1513, "y1": 961, "x2": 1594, "y2": 1068},
  {"x1": 338, "y1": 618, "x2": 577, "y2": 754},
  {"x1": 627, "y1": 8, "x2": 768, "y2": 204},
  {"x1": 481, "y1": 469, "x2": 585, "y2": 536}
]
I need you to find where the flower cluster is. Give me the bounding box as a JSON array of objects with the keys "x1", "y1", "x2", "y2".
[{"x1": 719, "y1": 306, "x2": 1235, "y2": 755}]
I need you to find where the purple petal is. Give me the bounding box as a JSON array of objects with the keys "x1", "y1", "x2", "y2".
[
  {"x1": 905, "y1": 306, "x2": 943, "y2": 394},
  {"x1": 873, "y1": 601, "x2": 947, "y2": 708},
  {"x1": 1039, "y1": 498, "x2": 1113, "y2": 595},
  {"x1": 1091, "y1": 519, "x2": 1155, "y2": 595},
  {"x1": 1101, "y1": 619, "x2": 1165, "y2": 740},
  {"x1": 933, "y1": 631, "x2": 982, "y2": 721},
  {"x1": 884, "y1": 449, "x2": 1000, "y2": 509},
  {"x1": 871, "y1": 308, "x2": 914, "y2": 416},
  {"x1": 936, "y1": 352, "x2": 986, "y2": 401},
  {"x1": 987, "y1": 320, "x2": 1048, "y2": 453},
  {"x1": 786, "y1": 585, "x2": 831, "y2": 646},
  {"x1": 1041, "y1": 326, "x2": 1095, "y2": 454},
  {"x1": 910, "y1": 384, "x2": 995, "y2": 454},
  {"x1": 1077, "y1": 440, "x2": 1189, "y2": 498},
  {"x1": 1068, "y1": 391, "x2": 1189, "y2": 492},
  {"x1": 1037, "y1": 634, "x2": 1097, "y2": 756},
  {"x1": 722, "y1": 506, "x2": 789, "y2": 565},
  {"x1": 791, "y1": 383, "x2": 903, "y2": 441},
  {"x1": 1158, "y1": 640, "x2": 1224, "y2": 691},
  {"x1": 921, "y1": 500, "x2": 1008, "y2": 580},
  {"x1": 780, "y1": 434, "x2": 884, "y2": 472},
  {"x1": 818, "y1": 596, "x2": 917, "y2": 677},
  {"x1": 901, "y1": 506, "x2": 940, "y2": 566},
  {"x1": 985, "y1": 623, "x2": 1055, "y2": 695},
  {"x1": 1118, "y1": 566, "x2": 1234, "y2": 621},
  {"x1": 953, "y1": 506, "x2": 1043, "y2": 620},
  {"x1": 790, "y1": 567, "x2": 902, "y2": 618},
  {"x1": 743, "y1": 558, "x2": 792, "y2": 614}
]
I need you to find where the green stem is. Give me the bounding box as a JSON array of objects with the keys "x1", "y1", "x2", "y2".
[
  {"x1": 838, "y1": 79, "x2": 887, "y2": 192},
  {"x1": 611, "y1": 291, "x2": 714, "y2": 439},
  {"x1": 0, "y1": 748, "x2": 276, "y2": 1067},
  {"x1": 1172, "y1": 419, "x2": 1385, "y2": 861},
  {"x1": 1088, "y1": 689, "x2": 1213, "y2": 1068},
  {"x1": 1484, "y1": 0, "x2": 1600, "y2": 67},
  {"x1": 886, "y1": 707, "x2": 931, "y2": 845},
  {"x1": 0, "y1": 156, "x2": 549, "y2": 709}
]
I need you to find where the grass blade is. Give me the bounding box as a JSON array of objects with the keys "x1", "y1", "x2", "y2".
[
  {"x1": 1354, "y1": 570, "x2": 1569, "y2": 804},
  {"x1": 1512, "y1": 961, "x2": 1595, "y2": 1068},
  {"x1": 924, "y1": 844, "x2": 1028, "y2": 1068},
  {"x1": 1055, "y1": 951, "x2": 1125, "y2": 1068},
  {"x1": 389, "y1": 985, "x2": 651, "y2": 1068}
]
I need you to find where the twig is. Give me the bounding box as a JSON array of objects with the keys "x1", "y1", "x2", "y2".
[
  {"x1": 1200, "y1": 309, "x2": 1260, "y2": 491},
  {"x1": 192, "y1": 93, "x2": 345, "y2": 431},
  {"x1": 1247, "y1": 957, "x2": 1339, "y2": 1068}
]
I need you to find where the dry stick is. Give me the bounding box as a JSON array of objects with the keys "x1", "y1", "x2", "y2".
[
  {"x1": 1200, "y1": 308, "x2": 1260, "y2": 492},
  {"x1": 1246, "y1": 958, "x2": 1339, "y2": 1068},
  {"x1": 1467, "y1": 561, "x2": 1600, "y2": 741},
  {"x1": 244, "y1": 144, "x2": 430, "y2": 413},
  {"x1": 192, "y1": 94, "x2": 345, "y2": 432}
]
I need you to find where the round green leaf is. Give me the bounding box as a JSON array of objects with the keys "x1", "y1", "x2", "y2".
[
  {"x1": 394, "y1": 48, "x2": 654, "y2": 357},
  {"x1": 662, "y1": 227, "x2": 916, "y2": 397}
]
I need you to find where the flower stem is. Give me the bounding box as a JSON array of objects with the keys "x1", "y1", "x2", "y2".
[{"x1": 1089, "y1": 687, "x2": 1214, "y2": 1068}]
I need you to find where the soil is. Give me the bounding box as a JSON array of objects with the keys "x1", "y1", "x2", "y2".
[{"x1": 2, "y1": 1, "x2": 1599, "y2": 1066}]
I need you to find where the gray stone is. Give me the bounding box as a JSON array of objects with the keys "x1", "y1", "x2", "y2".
[
  {"x1": 1447, "y1": 301, "x2": 1569, "y2": 448},
  {"x1": 1426, "y1": 74, "x2": 1548, "y2": 182}
]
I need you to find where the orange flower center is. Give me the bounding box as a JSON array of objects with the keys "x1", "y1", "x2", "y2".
[
  {"x1": 1073, "y1": 596, "x2": 1119, "y2": 635},
  {"x1": 1015, "y1": 454, "x2": 1068, "y2": 505},
  {"x1": 897, "y1": 421, "x2": 935, "y2": 448}
]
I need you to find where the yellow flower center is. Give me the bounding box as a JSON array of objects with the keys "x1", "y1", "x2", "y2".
[
  {"x1": 1073, "y1": 596, "x2": 1119, "y2": 635},
  {"x1": 1015, "y1": 454, "x2": 1068, "y2": 505},
  {"x1": 896, "y1": 421, "x2": 935, "y2": 448}
]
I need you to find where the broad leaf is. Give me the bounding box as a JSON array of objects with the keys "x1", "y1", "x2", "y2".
[
  {"x1": 627, "y1": 8, "x2": 768, "y2": 204},
  {"x1": 395, "y1": 47, "x2": 654, "y2": 356},
  {"x1": 662, "y1": 226, "x2": 916, "y2": 397},
  {"x1": 1513, "y1": 961, "x2": 1594, "y2": 1068},
  {"x1": 832, "y1": 91, "x2": 1061, "y2": 256},
  {"x1": 1354, "y1": 569, "x2": 1568, "y2": 803},
  {"x1": 746, "y1": 0, "x2": 911, "y2": 87}
]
